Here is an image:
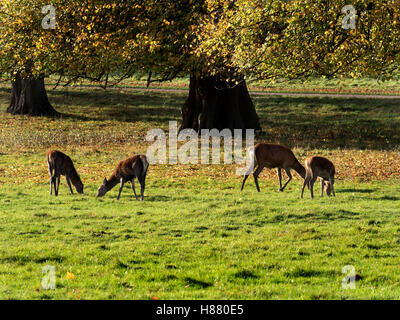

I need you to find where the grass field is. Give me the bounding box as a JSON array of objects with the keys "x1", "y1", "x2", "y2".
[{"x1": 0, "y1": 84, "x2": 399, "y2": 299}]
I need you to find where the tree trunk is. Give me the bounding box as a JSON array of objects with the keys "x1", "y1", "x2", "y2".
[
  {"x1": 7, "y1": 74, "x2": 57, "y2": 116},
  {"x1": 180, "y1": 76, "x2": 261, "y2": 132}
]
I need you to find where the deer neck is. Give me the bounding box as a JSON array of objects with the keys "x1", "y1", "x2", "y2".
[
  {"x1": 69, "y1": 166, "x2": 81, "y2": 186},
  {"x1": 106, "y1": 175, "x2": 120, "y2": 191},
  {"x1": 293, "y1": 161, "x2": 306, "y2": 179}
]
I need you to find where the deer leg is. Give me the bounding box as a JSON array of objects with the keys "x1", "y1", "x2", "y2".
[
  {"x1": 50, "y1": 176, "x2": 56, "y2": 196},
  {"x1": 307, "y1": 173, "x2": 313, "y2": 190},
  {"x1": 52, "y1": 176, "x2": 57, "y2": 196},
  {"x1": 131, "y1": 179, "x2": 138, "y2": 200},
  {"x1": 301, "y1": 176, "x2": 309, "y2": 198},
  {"x1": 142, "y1": 171, "x2": 148, "y2": 201},
  {"x1": 241, "y1": 174, "x2": 250, "y2": 191},
  {"x1": 53, "y1": 172, "x2": 60, "y2": 196},
  {"x1": 48, "y1": 165, "x2": 53, "y2": 195},
  {"x1": 277, "y1": 168, "x2": 282, "y2": 191},
  {"x1": 142, "y1": 169, "x2": 149, "y2": 200},
  {"x1": 138, "y1": 174, "x2": 145, "y2": 201},
  {"x1": 330, "y1": 177, "x2": 336, "y2": 197},
  {"x1": 253, "y1": 165, "x2": 264, "y2": 192},
  {"x1": 117, "y1": 178, "x2": 125, "y2": 200},
  {"x1": 66, "y1": 174, "x2": 74, "y2": 195},
  {"x1": 309, "y1": 176, "x2": 317, "y2": 199},
  {"x1": 320, "y1": 179, "x2": 324, "y2": 197},
  {"x1": 54, "y1": 176, "x2": 58, "y2": 196},
  {"x1": 56, "y1": 175, "x2": 61, "y2": 196},
  {"x1": 241, "y1": 159, "x2": 256, "y2": 191},
  {"x1": 280, "y1": 169, "x2": 292, "y2": 192},
  {"x1": 52, "y1": 163, "x2": 59, "y2": 196}
]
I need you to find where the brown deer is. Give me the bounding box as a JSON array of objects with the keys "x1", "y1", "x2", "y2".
[
  {"x1": 46, "y1": 150, "x2": 84, "y2": 196},
  {"x1": 96, "y1": 155, "x2": 149, "y2": 200},
  {"x1": 301, "y1": 156, "x2": 336, "y2": 199},
  {"x1": 241, "y1": 143, "x2": 306, "y2": 192}
]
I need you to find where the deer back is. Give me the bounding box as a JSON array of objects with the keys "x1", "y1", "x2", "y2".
[
  {"x1": 306, "y1": 156, "x2": 335, "y2": 179},
  {"x1": 115, "y1": 155, "x2": 147, "y2": 180},
  {"x1": 255, "y1": 143, "x2": 300, "y2": 168}
]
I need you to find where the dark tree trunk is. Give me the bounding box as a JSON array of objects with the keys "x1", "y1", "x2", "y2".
[
  {"x1": 180, "y1": 76, "x2": 261, "y2": 132},
  {"x1": 7, "y1": 74, "x2": 57, "y2": 116}
]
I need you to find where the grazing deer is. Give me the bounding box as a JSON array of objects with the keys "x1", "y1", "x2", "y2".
[
  {"x1": 96, "y1": 155, "x2": 149, "y2": 200},
  {"x1": 301, "y1": 156, "x2": 336, "y2": 199},
  {"x1": 46, "y1": 150, "x2": 84, "y2": 196},
  {"x1": 241, "y1": 143, "x2": 306, "y2": 192}
]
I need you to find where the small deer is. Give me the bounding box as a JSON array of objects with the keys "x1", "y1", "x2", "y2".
[
  {"x1": 241, "y1": 143, "x2": 306, "y2": 192},
  {"x1": 46, "y1": 150, "x2": 84, "y2": 196},
  {"x1": 96, "y1": 155, "x2": 149, "y2": 200},
  {"x1": 301, "y1": 156, "x2": 336, "y2": 199}
]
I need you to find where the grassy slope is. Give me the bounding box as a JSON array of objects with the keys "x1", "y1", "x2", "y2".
[{"x1": 0, "y1": 85, "x2": 399, "y2": 299}]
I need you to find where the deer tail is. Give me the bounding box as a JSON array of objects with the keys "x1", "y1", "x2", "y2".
[
  {"x1": 140, "y1": 155, "x2": 149, "y2": 175},
  {"x1": 47, "y1": 154, "x2": 55, "y2": 177},
  {"x1": 240, "y1": 146, "x2": 256, "y2": 191},
  {"x1": 242, "y1": 146, "x2": 256, "y2": 177}
]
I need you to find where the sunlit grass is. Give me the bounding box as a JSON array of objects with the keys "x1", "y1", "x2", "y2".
[{"x1": 0, "y1": 179, "x2": 399, "y2": 299}]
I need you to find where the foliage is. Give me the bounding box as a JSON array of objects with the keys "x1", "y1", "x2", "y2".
[
  {"x1": 3, "y1": 0, "x2": 400, "y2": 83},
  {"x1": 0, "y1": 0, "x2": 205, "y2": 81},
  {"x1": 196, "y1": 0, "x2": 400, "y2": 81}
]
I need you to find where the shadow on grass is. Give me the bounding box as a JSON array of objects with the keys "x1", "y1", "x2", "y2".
[
  {"x1": 254, "y1": 95, "x2": 400, "y2": 150},
  {"x1": 1, "y1": 87, "x2": 398, "y2": 150},
  {"x1": 47, "y1": 88, "x2": 183, "y2": 123},
  {"x1": 340, "y1": 188, "x2": 377, "y2": 194},
  {"x1": 183, "y1": 277, "x2": 213, "y2": 289},
  {"x1": 285, "y1": 267, "x2": 340, "y2": 278},
  {"x1": 1, "y1": 254, "x2": 64, "y2": 265},
  {"x1": 232, "y1": 270, "x2": 259, "y2": 279},
  {"x1": 0, "y1": 87, "x2": 181, "y2": 123},
  {"x1": 266, "y1": 209, "x2": 360, "y2": 224},
  {"x1": 373, "y1": 196, "x2": 400, "y2": 201},
  {"x1": 143, "y1": 195, "x2": 170, "y2": 202}
]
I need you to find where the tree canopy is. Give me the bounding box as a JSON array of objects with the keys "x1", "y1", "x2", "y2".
[
  {"x1": 196, "y1": 0, "x2": 400, "y2": 82},
  {"x1": 0, "y1": 0, "x2": 206, "y2": 83},
  {"x1": 1, "y1": 0, "x2": 400, "y2": 83}
]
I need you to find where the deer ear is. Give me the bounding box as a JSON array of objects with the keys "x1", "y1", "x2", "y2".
[{"x1": 103, "y1": 178, "x2": 107, "y2": 184}]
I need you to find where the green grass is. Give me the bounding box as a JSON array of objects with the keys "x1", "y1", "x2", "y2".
[
  {"x1": 1, "y1": 179, "x2": 400, "y2": 299},
  {"x1": 248, "y1": 76, "x2": 400, "y2": 94},
  {"x1": 0, "y1": 83, "x2": 399, "y2": 299}
]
